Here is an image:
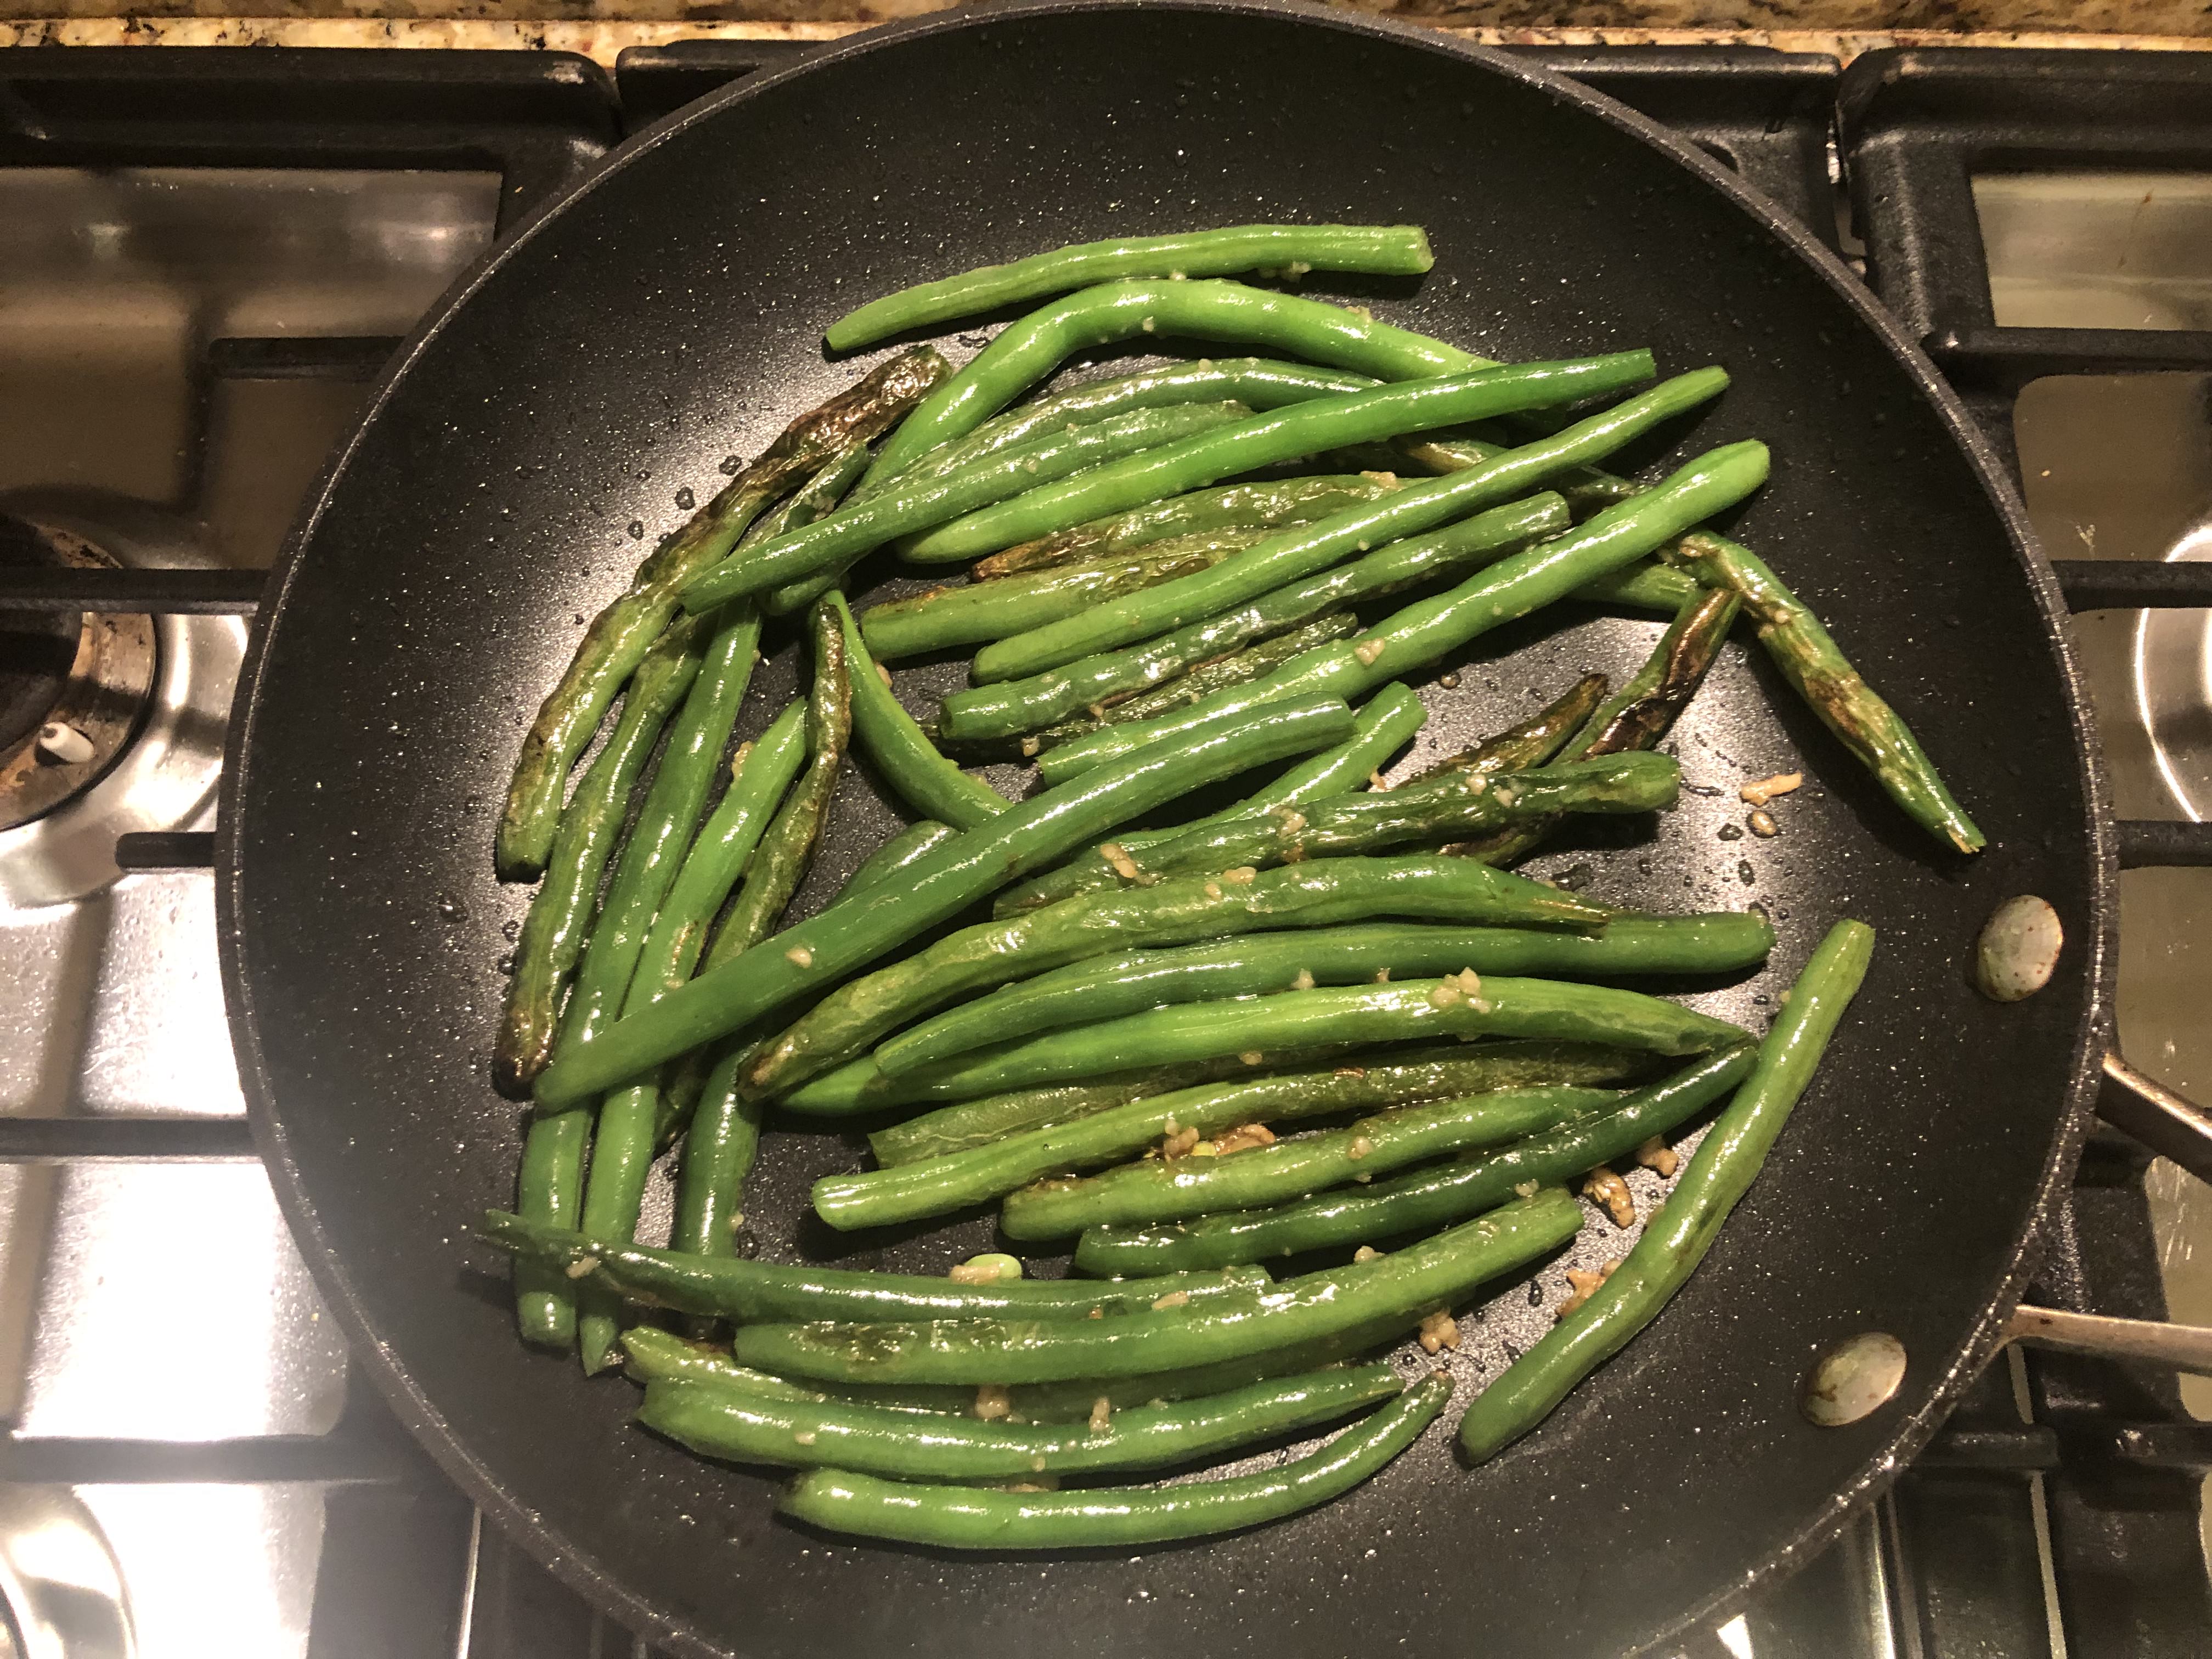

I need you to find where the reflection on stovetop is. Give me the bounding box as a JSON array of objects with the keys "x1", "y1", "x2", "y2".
[{"x1": 0, "y1": 38, "x2": 2206, "y2": 1659}]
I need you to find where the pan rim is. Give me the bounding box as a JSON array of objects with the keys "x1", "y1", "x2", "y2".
[{"x1": 215, "y1": 3, "x2": 2115, "y2": 1654}]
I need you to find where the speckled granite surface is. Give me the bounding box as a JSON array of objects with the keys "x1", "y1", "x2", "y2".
[{"x1": 4, "y1": 0, "x2": 2210, "y2": 33}]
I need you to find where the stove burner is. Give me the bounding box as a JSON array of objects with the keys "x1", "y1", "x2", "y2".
[
  {"x1": 0, "y1": 516, "x2": 157, "y2": 834},
  {"x1": 0, "y1": 493, "x2": 242, "y2": 907},
  {"x1": 2136, "y1": 507, "x2": 2212, "y2": 822}
]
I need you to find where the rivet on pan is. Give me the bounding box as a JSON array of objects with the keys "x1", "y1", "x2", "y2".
[
  {"x1": 1976, "y1": 895, "x2": 2061, "y2": 1002},
  {"x1": 1800, "y1": 1331, "x2": 1907, "y2": 1427}
]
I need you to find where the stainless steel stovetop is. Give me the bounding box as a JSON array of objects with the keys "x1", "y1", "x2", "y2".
[{"x1": 0, "y1": 43, "x2": 2207, "y2": 1659}]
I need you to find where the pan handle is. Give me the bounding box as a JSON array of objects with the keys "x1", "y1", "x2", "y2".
[
  {"x1": 2006, "y1": 1304, "x2": 2212, "y2": 1378},
  {"x1": 2097, "y1": 1053, "x2": 2212, "y2": 1189}
]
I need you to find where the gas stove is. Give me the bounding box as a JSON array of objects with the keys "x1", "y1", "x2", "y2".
[{"x1": 1, "y1": 38, "x2": 2208, "y2": 1659}]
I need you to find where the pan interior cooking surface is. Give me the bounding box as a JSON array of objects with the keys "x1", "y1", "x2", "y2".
[{"x1": 219, "y1": 5, "x2": 2100, "y2": 1656}]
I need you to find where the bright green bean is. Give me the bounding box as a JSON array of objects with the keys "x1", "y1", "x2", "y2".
[
  {"x1": 734, "y1": 1190, "x2": 1578, "y2": 1385},
  {"x1": 1005, "y1": 1085, "x2": 1616, "y2": 1239},
  {"x1": 746, "y1": 857, "x2": 1609, "y2": 1105},
  {"x1": 1035, "y1": 614, "x2": 1362, "y2": 740},
  {"x1": 822, "y1": 974, "x2": 1747, "y2": 1110},
  {"x1": 832, "y1": 1042, "x2": 1655, "y2": 1226},
  {"x1": 826, "y1": 225, "x2": 1435, "y2": 351},
  {"x1": 975, "y1": 472, "x2": 1400, "y2": 580},
  {"x1": 832, "y1": 592, "x2": 1007, "y2": 830},
  {"x1": 641, "y1": 1363, "x2": 1401, "y2": 1480},
  {"x1": 480, "y1": 1210, "x2": 1271, "y2": 1323},
  {"x1": 908, "y1": 354, "x2": 1655, "y2": 576},
  {"x1": 1576, "y1": 558, "x2": 1706, "y2": 613},
  {"x1": 865, "y1": 535, "x2": 1259, "y2": 661},
  {"x1": 1038, "y1": 438, "x2": 1770, "y2": 784},
  {"x1": 866, "y1": 279, "x2": 1495, "y2": 483},
  {"x1": 964, "y1": 365, "x2": 1711, "y2": 680},
  {"x1": 881, "y1": 914, "x2": 1774, "y2": 1077},
  {"x1": 941, "y1": 494, "x2": 1565, "y2": 741},
  {"x1": 1458, "y1": 922, "x2": 1874, "y2": 1459},
  {"x1": 1076, "y1": 1044, "x2": 1758, "y2": 1274},
  {"x1": 835, "y1": 820, "x2": 958, "y2": 906},
  {"x1": 867, "y1": 1064, "x2": 1291, "y2": 1169},
  {"x1": 665, "y1": 610, "x2": 851, "y2": 1271},
  {"x1": 777, "y1": 1370, "x2": 1451, "y2": 1548},
  {"x1": 532, "y1": 692, "x2": 1359, "y2": 1108}
]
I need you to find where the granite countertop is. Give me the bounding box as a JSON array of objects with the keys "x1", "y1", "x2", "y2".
[{"x1": 3, "y1": 1, "x2": 2211, "y2": 63}]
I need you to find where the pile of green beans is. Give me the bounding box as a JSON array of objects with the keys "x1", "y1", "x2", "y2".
[{"x1": 476, "y1": 222, "x2": 1937, "y2": 1549}]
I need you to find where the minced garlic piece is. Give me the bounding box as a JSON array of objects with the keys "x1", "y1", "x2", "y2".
[
  {"x1": 875, "y1": 663, "x2": 894, "y2": 687},
  {"x1": 1557, "y1": 1259, "x2": 1622, "y2": 1317},
  {"x1": 1513, "y1": 1180, "x2": 1540, "y2": 1199},
  {"x1": 1151, "y1": 1290, "x2": 1190, "y2": 1311},
  {"x1": 1239, "y1": 1049, "x2": 1265, "y2": 1066},
  {"x1": 1222, "y1": 865, "x2": 1257, "y2": 884},
  {"x1": 785, "y1": 945, "x2": 814, "y2": 968},
  {"x1": 1429, "y1": 982, "x2": 1463, "y2": 1008},
  {"x1": 793, "y1": 1429, "x2": 817, "y2": 1446},
  {"x1": 1101, "y1": 842, "x2": 1140, "y2": 881},
  {"x1": 564, "y1": 1255, "x2": 600, "y2": 1280},
  {"x1": 974, "y1": 1385, "x2": 1013, "y2": 1420},
  {"x1": 1740, "y1": 771, "x2": 1803, "y2": 807},
  {"x1": 1211, "y1": 1123, "x2": 1277, "y2": 1156},
  {"x1": 1634, "y1": 1135, "x2": 1679, "y2": 1178},
  {"x1": 1368, "y1": 770, "x2": 1391, "y2": 791},
  {"x1": 1204, "y1": 881, "x2": 1223, "y2": 900},
  {"x1": 1347, "y1": 1135, "x2": 1374, "y2": 1161},
  {"x1": 1583, "y1": 1166, "x2": 1635, "y2": 1228},
  {"x1": 1161, "y1": 1126, "x2": 1201, "y2": 1159},
  {"x1": 1352, "y1": 1245, "x2": 1383, "y2": 1263},
  {"x1": 1089, "y1": 1396, "x2": 1114, "y2": 1432},
  {"x1": 1747, "y1": 809, "x2": 1779, "y2": 837},
  {"x1": 1353, "y1": 639, "x2": 1385, "y2": 667},
  {"x1": 1292, "y1": 969, "x2": 1316, "y2": 991},
  {"x1": 1374, "y1": 968, "x2": 1390, "y2": 983},
  {"x1": 1417, "y1": 1310, "x2": 1460, "y2": 1354}
]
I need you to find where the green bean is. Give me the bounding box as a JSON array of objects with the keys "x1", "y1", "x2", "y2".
[
  {"x1": 627, "y1": 699, "x2": 809, "y2": 1003},
  {"x1": 868, "y1": 1066, "x2": 1277, "y2": 1168},
  {"x1": 506, "y1": 627, "x2": 704, "y2": 1347},
  {"x1": 1037, "y1": 437, "x2": 1771, "y2": 784},
  {"x1": 1376, "y1": 430, "x2": 1639, "y2": 517},
  {"x1": 875, "y1": 360, "x2": 1381, "y2": 503},
  {"x1": 496, "y1": 349, "x2": 945, "y2": 879},
  {"x1": 1076, "y1": 1045, "x2": 1758, "y2": 1274},
  {"x1": 1005, "y1": 1085, "x2": 1617, "y2": 1239},
  {"x1": 1410, "y1": 673, "x2": 1606, "y2": 782},
  {"x1": 865, "y1": 534, "x2": 1261, "y2": 661},
  {"x1": 622, "y1": 1327, "x2": 826, "y2": 1398},
  {"x1": 552, "y1": 607, "x2": 764, "y2": 1064},
  {"x1": 999, "y1": 750, "x2": 1680, "y2": 913},
  {"x1": 737, "y1": 1189, "x2": 1577, "y2": 1385},
  {"x1": 666, "y1": 607, "x2": 851, "y2": 1271},
  {"x1": 867, "y1": 279, "x2": 1496, "y2": 484},
  {"x1": 826, "y1": 225, "x2": 1435, "y2": 351},
  {"x1": 909, "y1": 355, "x2": 1656, "y2": 578},
  {"x1": 941, "y1": 494, "x2": 1566, "y2": 741},
  {"x1": 834, "y1": 820, "x2": 959, "y2": 906},
  {"x1": 741, "y1": 855, "x2": 1607, "y2": 1104},
  {"x1": 642, "y1": 1362, "x2": 1401, "y2": 1481},
  {"x1": 779, "y1": 1369, "x2": 1449, "y2": 1548},
  {"x1": 532, "y1": 692, "x2": 1359, "y2": 1108},
  {"x1": 478, "y1": 1210, "x2": 1271, "y2": 1323},
  {"x1": 624, "y1": 1319, "x2": 1400, "y2": 1426},
  {"x1": 1668, "y1": 532, "x2": 1984, "y2": 854},
  {"x1": 835, "y1": 1042, "x2": 1656, "y2": 1225},
  {"x1": 683, "y1": 401, "x2": 1251, "y2": 615},
  {"x1": 1576, "y1": 559, "x2": 1705, "y2": 613},
  {"x1": 975, "y1": 473, "x2": 1401, "y2": 580},
  {"x1": 965, "y1": 364, "x2": 1707, "y2": 680},
  {"x1": 743, "y1": 439, "x2": 872, "y2": 547},
  {"x1": 881, "y1": 914, "x2": 1774, "y2": 1079},
  {"x1": 1459, "y1": 922, "x2": 1874, "y2": 1459},
  {"x1": 1036, "y1": 614, "x2": 1363, "y2": 740},
  {"x1": 831, "y1": 592, "x2": 1007, "y2": 830},
  {"x1": 1450, "y1": 584, "x2": 1735, "y2": 864},
  {"x1": 823, "y1": 973, "x2": 1748, "y2": 1111},
  {"x1": 495, "y1": 620, "x2": 706, "y2": 1098}
]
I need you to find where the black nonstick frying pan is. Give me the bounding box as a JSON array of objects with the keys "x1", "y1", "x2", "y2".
[{"x1": 218, "y1": 4, "x2": 2119, "y2": 1654}]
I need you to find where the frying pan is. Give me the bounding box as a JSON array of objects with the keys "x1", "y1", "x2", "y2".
[{"x1": 216, "y1": 4, "x2": 2113, "y2": 1653}]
